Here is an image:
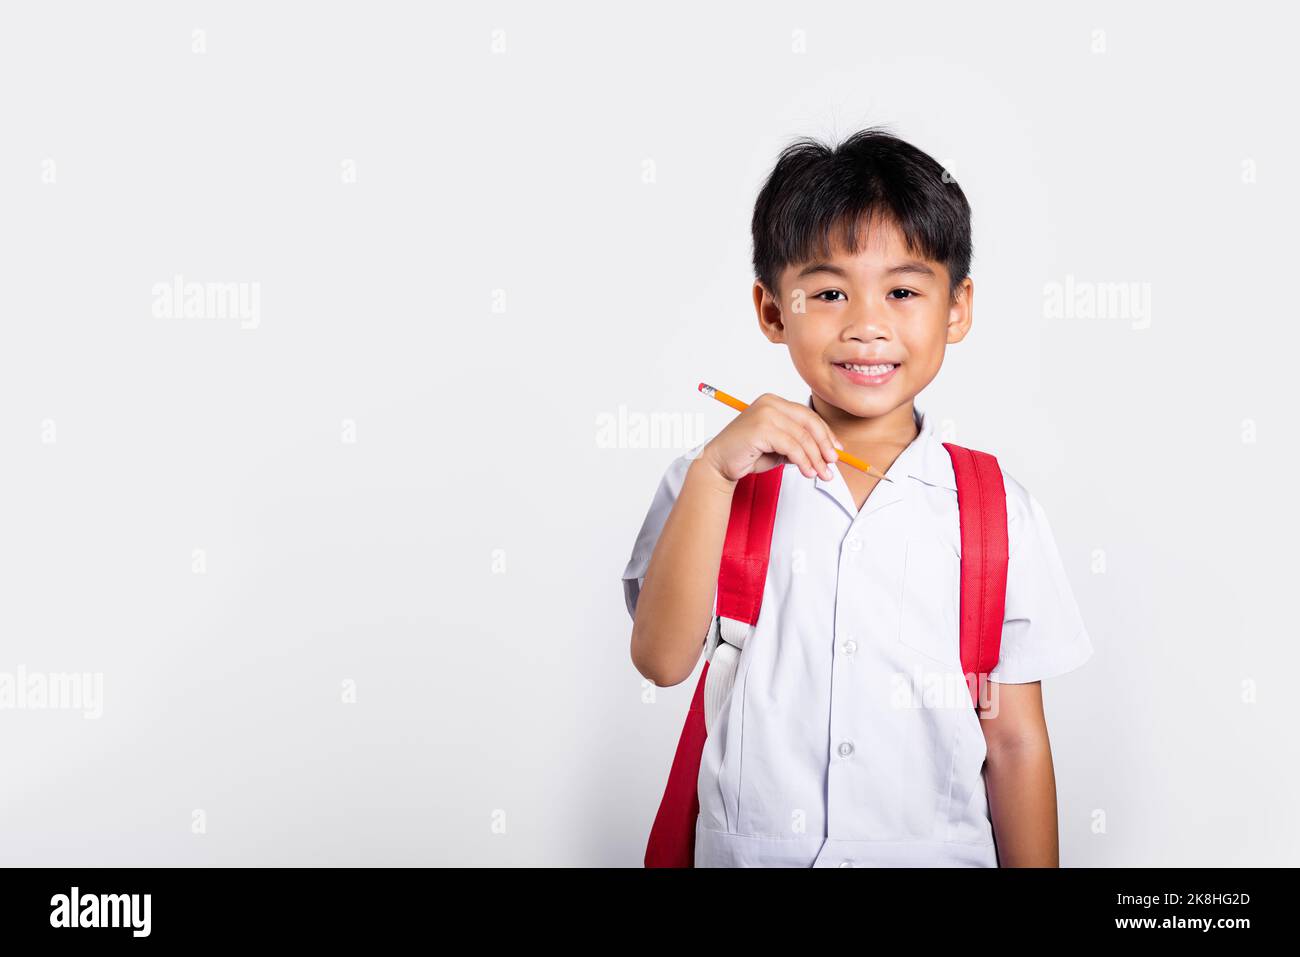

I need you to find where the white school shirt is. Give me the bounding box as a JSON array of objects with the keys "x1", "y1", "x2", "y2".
[{"x1": 621, "y1": 397, "x2": 1094, "y2": 867}]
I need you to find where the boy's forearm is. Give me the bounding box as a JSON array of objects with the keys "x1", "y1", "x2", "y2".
[
  {"x1": 630, "y1": 456, "x2": 736, "y2": 687},
  {"x1": 984, "y1": 733, "x2": 1061, "y2": 866}
]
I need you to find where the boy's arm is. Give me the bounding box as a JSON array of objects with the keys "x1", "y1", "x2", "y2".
[
  {"x1": 629, "y1": 456, "x2": 736, "y2": 687},
  {"x1": 979, "y1": 680, "x2": 1061, "y2": 867}
]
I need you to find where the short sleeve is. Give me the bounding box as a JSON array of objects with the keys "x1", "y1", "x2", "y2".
[
  {"x1": 621, "y1": 443, "x2": 718, "y2": 626},
  {"x1": 987, "y1": 478, "x2": 1094, "y2": 684}
]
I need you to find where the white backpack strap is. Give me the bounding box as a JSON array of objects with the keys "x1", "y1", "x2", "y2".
[{"x1": 703, "y1": 615, "x2": 755, "y2": 735}]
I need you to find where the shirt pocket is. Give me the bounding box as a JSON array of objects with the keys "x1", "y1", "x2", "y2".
[{"x1": 897, "y1": 537, "x2": 962, "y2": 669}]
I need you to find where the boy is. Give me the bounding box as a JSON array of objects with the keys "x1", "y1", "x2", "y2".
[{"x1": 621, "y1": 128, "x2": 1094, "y2": 867}]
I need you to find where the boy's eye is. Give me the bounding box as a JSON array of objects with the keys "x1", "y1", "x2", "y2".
[{"x1": 814, "y1": 289, "x2": 917, "y2": 302}]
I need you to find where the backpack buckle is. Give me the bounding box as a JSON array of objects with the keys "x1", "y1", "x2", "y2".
[{"x1": 704, "y1": 615, "x2": 752, "y2": 662}]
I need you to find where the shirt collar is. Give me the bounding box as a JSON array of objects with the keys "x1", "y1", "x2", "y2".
[{"x1": 806, "y1": 394, "x2": 958, "y2": 497}]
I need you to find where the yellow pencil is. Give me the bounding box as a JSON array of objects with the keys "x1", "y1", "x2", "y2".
[{"x1": 697, "y1": 382, "x2": 893, "y2": 482}]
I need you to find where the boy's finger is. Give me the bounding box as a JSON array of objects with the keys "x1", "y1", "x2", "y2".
[
  {"x1": 796, "y1": 424, "x2": 835, "y2": 479},
  {"x1": 783, "y1": 405, "x2": 839, "y2": 466},
  {"x1": 771, "y1": 424, "x2": 819, "y2": 479},
  {"x1": 779, "y1": 422, "x2": 833, "y2": 480}
]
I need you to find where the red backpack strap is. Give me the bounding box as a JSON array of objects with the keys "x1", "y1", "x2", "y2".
[
  {"x1": 644, "y1": 465, "x2": 783, "y2": 868},
  {"x1": 715, "y1": 467, "x2": 785, "y2": 626},
  {"x1": 942, "y1": 443, "x2": 1010, "y2": 708}
]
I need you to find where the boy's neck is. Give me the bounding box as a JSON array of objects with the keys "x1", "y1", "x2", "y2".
[{"x1": 809, "y1": 393, "x2": 920, "y2": 453}]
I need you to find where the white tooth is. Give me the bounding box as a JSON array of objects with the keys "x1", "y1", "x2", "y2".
[{"x1": 844, "y1": 362, "x2": 895, "y2": 374}]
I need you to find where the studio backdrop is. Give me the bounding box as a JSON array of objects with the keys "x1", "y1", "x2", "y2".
[{"x1": 0, "y1": 0, "x2": 1295, "y2": 865}]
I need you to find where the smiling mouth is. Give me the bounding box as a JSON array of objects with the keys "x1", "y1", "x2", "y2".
[{"x1": 834, "y1": 361, "x2": 900, "y2": 375}]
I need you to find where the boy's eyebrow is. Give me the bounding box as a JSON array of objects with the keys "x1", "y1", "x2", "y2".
[{"x1": 795, "y1": 260, "x2": 937, "y2": 281}]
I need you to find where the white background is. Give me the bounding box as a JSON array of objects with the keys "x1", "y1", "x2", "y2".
[{"x1": 0, "y1": 1, "x2": 1295, "y2": 865}]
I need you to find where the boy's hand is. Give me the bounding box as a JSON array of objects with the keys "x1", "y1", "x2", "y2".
[{"x1": 700, "y1": 393, "x2": 842, "y2": 484}]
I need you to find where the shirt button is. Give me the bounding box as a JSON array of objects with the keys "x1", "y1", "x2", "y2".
[
  {"x1": 846, "y1": 536, "x2": 862, "y2": 552},
  {"x1": 841, "y1": 639, "x2": 857, "y2": 656},
  {"x1": 839, "y1": 860, "x2": 854, "y2": 868},
  {"x1": 838, "y1": 741, "x2": 854, "y2": 758}
]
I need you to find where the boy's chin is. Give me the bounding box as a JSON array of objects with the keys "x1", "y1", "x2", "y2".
[{"x1": 819, "y1": 381, "x2": 907, "y2": 417}]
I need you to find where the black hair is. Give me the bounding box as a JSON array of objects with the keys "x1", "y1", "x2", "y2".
[{"x1": 751, "y1": 126, "x2": 972, "y2": 304}]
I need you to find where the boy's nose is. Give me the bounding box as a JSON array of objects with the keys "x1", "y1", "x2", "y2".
[{"x1": 841, "y1": 307, "x2": 893, "y2": 338}]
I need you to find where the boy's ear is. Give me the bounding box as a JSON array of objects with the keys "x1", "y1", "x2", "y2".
[
  {"x1": 946, "y1": 275, "x2": 974, "y2": 344},
  {"x1": 754, "y1": 280, "x2": 786, "y2": 344}
]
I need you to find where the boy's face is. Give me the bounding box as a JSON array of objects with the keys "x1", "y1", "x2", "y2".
[{"x1": 755, "y1": 216, "x2": 972, "y2": 423}]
